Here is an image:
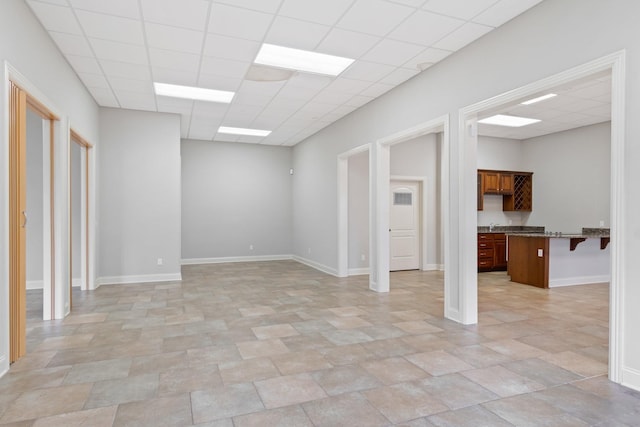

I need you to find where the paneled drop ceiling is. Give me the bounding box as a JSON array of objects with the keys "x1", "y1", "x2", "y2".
[
  {"x1": 478, "y1": 71, "x2": 612, "y2": 140},
  {"x1": 26, "y1": 0, "x2": 546, "y2": 146}
]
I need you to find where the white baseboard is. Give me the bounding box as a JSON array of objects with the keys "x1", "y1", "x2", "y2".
[
  {"x1": 292, "y1": 255, "x2": 338, "y2": 277},
  {"x1": 96, "y1": 273, "x2": 182, "y2": 286},
  {"x1": 26, "y1": 280, "x2": 43, "y2": 290},
  {"x1": 0, "y1": 355, "x2": 8, "y2": 379},
  {"x1": 622, "y1": 367, "x2": 640, "y2": 392},
  {"x1": 182, "y1": 254, "x2": 292, "y2": 265},
  {"x1": 422, "y1": 264, "x2": 444, "y2": 271},
  {"x1": 549, "y1": 275, "x2": 610, "y2": 287},
  {"x1": 348, "y1": 267, "x2": 370, "y2": 276}
]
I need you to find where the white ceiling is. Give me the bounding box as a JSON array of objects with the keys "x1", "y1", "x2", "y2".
[
  {"x1": 26, "y1": 0, "x2": 546, "y2": 146},
  {"x1": 477, "y1": 71, "x2": 612, "y2": 140}
]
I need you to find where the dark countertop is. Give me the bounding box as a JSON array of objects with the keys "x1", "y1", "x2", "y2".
[
  {"x1": 477, "y1": 226, "x2": 545, "y2": 234},
  {"x1": 504, "y1": 228, "x2": 610, "y2": 238}
]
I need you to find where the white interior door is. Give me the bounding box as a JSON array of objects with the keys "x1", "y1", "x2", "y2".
[{"x1": 390, "y1": 181, "x2": 420, "y2": 271}]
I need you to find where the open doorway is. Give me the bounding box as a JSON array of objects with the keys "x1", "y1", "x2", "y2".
[
  {"x1": 69, "y1": 130, "x2": 92, "y2": 304},
  {"x1": 459, "y1": 52, "x2": 625, "y2": 382},
  {"x1": 8, "y1": 81, "x2": 58, "y2": 363}
]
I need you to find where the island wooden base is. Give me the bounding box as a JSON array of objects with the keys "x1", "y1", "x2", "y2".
[{"x1": 507, "y1": 236, "x2": 549, "y2": 288}]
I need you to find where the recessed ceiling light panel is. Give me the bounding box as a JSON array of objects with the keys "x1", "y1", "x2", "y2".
[
  {"x1": 154, "y1": 82, "x2": 234, "y2": 103},
  {"x1": 218, "y1": 126, "x2": 271, "y2": 137},
  {"x1": 254, "y1": 43, "x2": 354, "y2": 76},
  {"x1": 478, "y1": 114, "x2": 541, "y2": 127},
  {"x1": 521, "y1": 93, "x2": 557, "y2": 105}
]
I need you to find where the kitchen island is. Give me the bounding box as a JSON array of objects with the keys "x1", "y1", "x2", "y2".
[{"x1": 507, "y1": 229, "x2": 610, "y2": 288}]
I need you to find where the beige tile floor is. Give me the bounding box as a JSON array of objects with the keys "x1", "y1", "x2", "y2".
[{"x1": 1, "y1": 261, "x2": 639, "y2": 426}]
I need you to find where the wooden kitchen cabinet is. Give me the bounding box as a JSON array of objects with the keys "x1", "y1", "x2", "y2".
[
  {"x1": 478, "y1": 169, "x2": 532, "y2": 212},
  {"x1": 478, "y1": 233, "x2": 507, "y2": 271},
  {"x1": 482, "y1": 171, "x2": 513, "y2": 195}
]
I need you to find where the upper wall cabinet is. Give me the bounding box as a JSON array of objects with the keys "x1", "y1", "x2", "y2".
[
  {"x1": 478, "y1": 169, "x2": 533, "y2": 212},
  {"x1": 483, "y1": 171, "x2": 513, "y2": 195}
]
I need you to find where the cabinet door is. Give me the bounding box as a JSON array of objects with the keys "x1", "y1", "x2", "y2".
[
  {"x1": 499, "y1": 173, "x2": 513, "y2": 195},
  {"x1": 477, "y1": 173, "x2": 483, "y2": 211},
  {"x1": 483, "y1": 172, "x2": 500, "y2": 194},
  {"x1": 493, "y1": 235, "x2": 507, "y2": 269}
]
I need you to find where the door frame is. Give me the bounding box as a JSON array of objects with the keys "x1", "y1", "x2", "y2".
[
  {"x1": 373, "y1": 116, "x2": 449, "y2": 298},
  {"x1": 390, "y1": 177, "x2": 428, "y2": 272},
  {"x1": 2, "y1": 62, "x2": 66, "y2": 369},
  {"x1": 337, "y1": 144, "x2": 372, "y2": 278},
  {"x1": 69, "y1": 130, "x2": 93, "y2": 304},
  {"x1": 457, "y1": 51, "x2": 626, "y2": 382}
]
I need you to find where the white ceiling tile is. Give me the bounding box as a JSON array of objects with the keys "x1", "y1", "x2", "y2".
[
  {"x1": 26, "y1": 1, "x2": 83, "y2": 34},
  {"x1": 76, "y1": 10, "x2": 144, "y2": 45},
  {"x1": 422, "y1": 0, "x2": 499, "y2": 21},
  {"x1": 198, "y1": 72, "x2": 244, "y2": 92},
  {"x1": 31, "y1": 0, "x2": 70, "y2": 6},
  {"x1": 203, "y1": 34, "x2": 261, "y2": 62},
  {"x1": 432, "y1": 22, "x2": 493, "y2": 51},
  {"x1": 152, "y1": 67, "x2": 199, "y2": 86},
  {"x1": 108, "y1": 77, "x2": 153, "y2": 93},
  {"x1": 68, "y1": 0, "x2": 140, "y2": 19},
  {"x1": 473, "y1": 0, "x2": 543, "y2": 27},
  {"x1": 337, "y1": 0, "x2": 415, "y2": 36},
  {"x1": 189, "y1": 118, "x2": 217, "y2": 140},
  {"x1": 148, "y1": 48, "x2": 201, "y2": 73},
  {"x1": 141, "y1": 0, "x2": 210, "y2": 31},
  {"x1": 265, "y1": 16, "x2": 332, "y2": 50},
  {"x1": 87, "y1": 87, "x2": 119, "y2": 107},
  {"x1": 277, "y1": 82, "x2": 324, "y2": 101},
  {"x1": 389, "y1": 10, "x2": 464, "y2": 46},
  {"x1": 65, "y1": 54, "x2": 103, "y2": 74},
  {"x1": 191, "y1": 101, "x2": 230, "y2": 118},
  {"x1": 268, "y1": 97, "x2": 308, "y2": 111},
  {"x1": 286, "y1": 73, "x2": 333, "y2": 90},
  {"x1": 279, "y1": 0, "x2": 355, "y2": 26},
  {"x1": 567, "y1": 81, "x2": 612, "y2": 100},
  {"x1": 237, "y1": 80, "x2": 287, "y2": 98},
  {"x1": 214, "y1": 133, "x2": 240, "y2": 142},
  {"x1": 344, "y1": 94, "x2": 375, "y2": 107},
  {"x1": 145, "y1": 23, "x2": 205, "y2": 55},
  {"x1": 359, "y1": 82, "x2": 394, "y2": 97},
  {"x1": 115, "y1": 90, "x2": 157, "y2": 110},
  {"x1": 403, "y1": 47, "x2": 452, "y2": 70},
  {"x1": 362, "y1": 39, "x2": 425, "y2": 66},
  {"x1": 156, "y1": 97, "x2": 194, "y2": 115},
  {"x1": 213, "y1": 0, "x2": 283, "y2": 14},
  {"x1": 580, "y1": 104, "x2": 612, "y2": 118},
  {"x1": 200, "y1": 57, "x2": 250, "y2": 80},
  {"x1": 379, "y1": 67, "x2": 419, "y2": 85},
  {"x1": 99, "y1": 60, "x2": 151, "y2": 80},
  {"x1": 299, "y1": 102, "x2": 338, "y2": 115},
  {"x1": 316, "y1": 28, "x2": 381, "y2": 59},
  {"x1": 325, "y1": 77, "x2": 372, "y2": 94},
  {"x1": 77, "y1": 72, "x2": 109, "y2": 88},
  {"x1": 387, "y1": 0, "x2": 427, "y2": 7},
  {"x1": 224, "y1": 104, "x2": 263, "y2": 123},
  {"x1": 341, "y1": 61, "x2": 395, "y2": 82},
  {"x1": 312, "y1": 90, "x2": 355, "y2": 105},
  {"x1": 208, "y1": 3, "x2": 273, "y2": 41},
  {"x1": 89, "y1": 38, "x2": 148, "y2": 64},
  {"x1": 49, "y1": 32, "x2": 93, "y2": 56}
]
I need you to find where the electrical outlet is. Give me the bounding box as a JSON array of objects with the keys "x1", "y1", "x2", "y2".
[
  {"x1": 157, "y1": 258, "x2": 163, "y2": 266},
  {"x1": 249, "y1": 244, "x2": 254, "y2": 250},
  {"x1": 599, "y1": 220, "x2": 605, "y2": 227},
  {"x1": 361, "y1": 254, "x2": 366, "y2": 261},
  {"x1": 537, "y1": 249, "x2": 543, "y2": 257}
]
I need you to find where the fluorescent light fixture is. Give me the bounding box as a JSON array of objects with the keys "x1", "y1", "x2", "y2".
[
  {"x1": 521, "y1": 93, "x2": 557, "y2": 105},
  {"x1": 218, "y1": 126, "x2": 271, "y2": 137},
  {"x1": 254, "y1": 43, "x2": 354, "y2": 76},
  {"x1": 478, "y1": 114, "x2": 541, "y2": 127},
  {"x1": 154, "y1": 82, "x2": 234, "y2": 103}
]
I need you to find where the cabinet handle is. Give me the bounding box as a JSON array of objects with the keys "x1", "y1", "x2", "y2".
[{"x1": 21, "y1": 210, "x2": 27, "y2": 228}]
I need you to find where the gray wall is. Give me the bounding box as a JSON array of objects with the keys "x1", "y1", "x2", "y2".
[
  {"x1": 98, "y1": 108, "x2": 181, "y2": 281},
  {"x1": 523, "y1": 122, "x2": 611, "y2": 232},
  {"x1": 26, "y1": 109, "x2": 43, "y2": 286},
  {"x1": 290, "y1": 0, "x2": 640, "y2": 386},
  {"x1": 181, "y1": 140, "x2": 292, "y2": 260},
  {"x1": 348, "y1": 150, "x2": 369, "y2": 271}
]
